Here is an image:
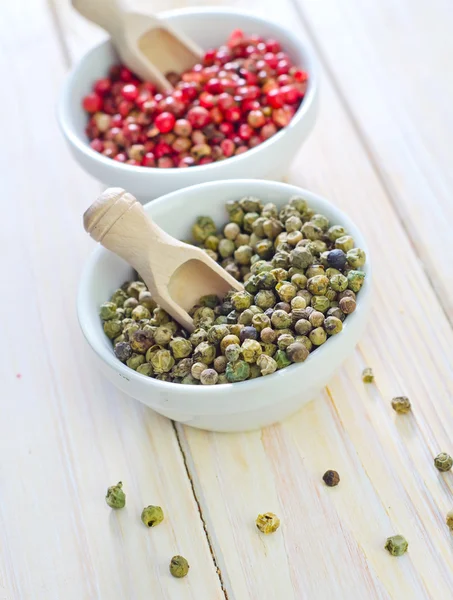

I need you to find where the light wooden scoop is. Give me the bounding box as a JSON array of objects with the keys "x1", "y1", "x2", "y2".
[
  {"x1": 72, "y1": 0, "x2": 203, "y2": 90},
  {"x1": 84, "y1": 188, "x2": 243, "y2": 332}
]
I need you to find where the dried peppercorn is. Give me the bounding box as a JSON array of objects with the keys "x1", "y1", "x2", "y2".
[
  {"x1": 256, "y1": 512, "x2": 280, "y2": 534},
  {"x1": 105, "y1": 482, "x2": 126, "y2": 509},
  {"x1": 434, "y1": 452, "x2": 453, "y2": 472},
  {"x1": 391, "y1": 396, "x2": 411, "y2": 414},
  {"x1": 141, "y1": 505, "x2": 164, "y2": 527},
  {"x1": 101, "y1": 193, "x2": 366, "y2": 385},
  {"x1": 323, "y1": 470, "x2": 340, "y2": 487},
  {"x1": 385, "y1": 535, "x2": 408, "y2": 557},
  {"x1": 169, "y1": 555, "x2": 189, "y2": 578},
  {"x1": 362, "y1": 367, "x2": 374, "y2": 383}
]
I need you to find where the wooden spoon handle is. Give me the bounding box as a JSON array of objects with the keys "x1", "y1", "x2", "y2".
[
  {"x1": 83, "y1": 188, "x2": 171, "y2": 297},
  {"x1": 72, "y1": 0, "x2": 125, "y2": 38}
]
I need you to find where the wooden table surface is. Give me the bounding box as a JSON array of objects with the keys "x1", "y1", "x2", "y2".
[{"x1": 2, "y1": 0, "x2": 453, "y2": 598}]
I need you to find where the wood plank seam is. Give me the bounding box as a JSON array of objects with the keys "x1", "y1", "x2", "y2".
[
  {"x1": 286, "y1": 0, "x2": 453, "y2": 328},
  {"x1": 173, "y1": 422, "x2": 231, "y2": 600}
]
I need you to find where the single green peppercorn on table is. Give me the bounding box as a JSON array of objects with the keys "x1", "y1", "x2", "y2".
[{"x1": 4, "y1": 0, "x2": 453, "y2": 599}]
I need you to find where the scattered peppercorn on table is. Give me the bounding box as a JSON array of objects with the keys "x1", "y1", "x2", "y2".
[{"x1": 3, "y1": 1, "x2": 453, "y2": 599}]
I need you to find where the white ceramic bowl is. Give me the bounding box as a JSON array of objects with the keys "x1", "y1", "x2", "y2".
[
  {"x1": 78, "y1": 179, "x2": 372, "y2": 432},
  {"x1": 58, "y1": 8, "x2": 318, "y2": 202}
]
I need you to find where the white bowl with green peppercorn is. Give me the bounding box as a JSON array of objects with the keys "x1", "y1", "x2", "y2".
[{"x1": 78, "y1": 179, "x2": 371, "y2": 432}]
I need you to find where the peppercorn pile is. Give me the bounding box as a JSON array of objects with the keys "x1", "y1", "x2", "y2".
[
  {"x1": 83, "y1": 29, "x2": 308, "y2": 168},
  {"x1": 99, "y1": 194, "x2": 366, "y2": 384}
]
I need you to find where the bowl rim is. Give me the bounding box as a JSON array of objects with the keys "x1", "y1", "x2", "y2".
[
  {"x1": 58, "y1": 6, "x2": 318, "y2": 176},
  {"x1": 77, "y1": 179, "x2": 372, "y2": 396}
]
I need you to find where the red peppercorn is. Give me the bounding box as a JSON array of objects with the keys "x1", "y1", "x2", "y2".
[
  {"x1": 187, "y1": 106, "x2": 211, "y2": 128},
  {"x1": 174, "y1": 118, "x2": 192, "y2": 137},
  {"x1": 154, "y1": 142, "x2": 172, "y2": 158},
  {"x1": 123, "y1": 122, "x2": 141, "y2": 143},
  {"x1": 227, "y1": 29, "x2": 244, "y2": 48},
  {"x1": 220, "y1": 138, "x2": 235, "y2": 157},
  {"x1": 261, "y1": 122, "x2": 278, "y2": 140},
  {"x1": 142, "y1": 152, "x2": 156, "y2": 167},
  {"x1": 219, "y1": 122, "x2": 234, "y2": 136},
  {"x1": 266, "y1": 89, "x2": 285, "y2": 109},
  {"x1": 209, "y1": 107, "x2": 224, "y2": 124},
  {"x1": 90, "y1": 138, "x2": 104, "y2": 152},
  {"x1": 217, "y1": 93, "x2": 235, "y2": 111},
  {"x1": 178, "y1": 156, "x2": 196, "y2": 167},
  {"x1": 109, "y1": 65, "x2": 122, "y2": 81},
  {"x1": 203, "y1": 48, "x2": 216, "y2": 65},
  {"x1": 199, "y1": 156, "x2": 214, "y2": 165},
  {"x1": 157, "y1": 156, "x2": 174, "y2": 168},
  {"x1": 114, "y1": 152, "x2": 127, "y2": 162},
  {"x1": 235, "y1": 146, "x2": 248, "y2": 155},
  {"x1": 238, "y1": 123, "x2": 253, "y2": 141},
  {"x1": 82, "y1": 93, "x2": 102, "y2": 113},
  {"x1": 199, "y1": 92, "x2": 216, "y2": 109},
  {"x1": 118, "y1": 100, "x2": 133, "y2": 117},
  {"x1": 204, "y1": 78, "x2": 223, "y2": 95},
  {"x1": 224, "y1": 106, "x2": 241, "y2": 122},
  {"x1": 249, "y1": 135, "x2": 262, "y2": 148},
  {"x1": 263, "y1": 52, "x2": 278, "y2": 69},
  {"x1": 272, "y1": 106, "x2": 294, "y2": 127},
  {"x1": 280, "y1": 84, "x2": 301, "y2": 104},
  {"x1": 121, "y1": 83, "x2": 139, "y2": 101},
  {"x1": 247, "y1": 110, "x2": 266, "y2": 128},
  {"x1": 277, "y1": 74, "x2": 293, "y2": 86},
  {"x1": 266, "y1": 39, "x2": 281, "y2": 53},
  {"x1": 94, "y1": 78, "x2": 112, "y2": 96},
  {"x1": 120, "y1": 67, "x2": 134, "y2": 81},
  {"x1": 276, "y1": 59, "x2": 290, "y2": 75},
  {"x1": 154, "y1": 111, "x2": 176, "y2": 133},
  {"x1": 241, "y1": 99, "x2": 261, "y2": 113}
]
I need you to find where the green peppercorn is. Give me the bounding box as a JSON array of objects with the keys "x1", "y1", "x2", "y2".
[
  {"x1": 311, "y1": 295, "x2": 330, "y2": 313},
  {"x1": 231, "y1": 291, "x2": 253, "y2": 312},
  {"x1": 260, "y1": 327, "x2": 277, "y2": 344},
  {"x1": 385, "y1": 535, "x2": 408, "y2": 557},
  {"x1": 434, "y1": 453, "x2": 453, "y2": 472},
  {"x1": 257, "y1": 271, "x2": 277, "y2": 289},
  {"x1": 271, "y1": 310, "x2": 292, "y2": 330},
  {"x1": 226, "y1": 200, "x2": 244, "y2": 225},
  {"x1": 297, "y1": 289, "x2": 313, "y2": 306},
  {"x1": 130, "y1": 329, "x2": 154, "y2": 354},
  {"x1": 225, "y1": 343, "x2": 241, "y2": 363},
  {"x1": 277, "y1": 283, "x2": 297, "y2": 303},
  {"x1": 104, "y1": 319, "x2": 122, "y2": 339},
  {"x1": 169, "y1": 555, "x2": 190, "y2": 578},
  {"x1": 362, "y1": 367, "x2": 374, "y2": 383},
  {"x1": 220, "y1": 334, "x2": 240, "y2": 354},
  {"x1": 309, "y1": 327, "x2": 327, "y2": 346},
  {"x1": 262, "y1": 202, "x2": 279, "y2": 218},
  {"x1": 301, "y1": 221, "x2": 322, "y2": 240},
  {"x1": 296, "y1": 335, "x2": 313, "y2": 352},
  {"x1": 391, "y1": 396, "x2": 411, "y2": 414},
  {"x1": 324, "y1": 316, "x2": 343, "y2": 335},
  {"x1": 193, "y1": 306, "x2": 216, "y2": 329},
  {"x1": 235, "y1": 233, "x2": 250, "y2": 248},
  {"x1": 256, "y1": 512, "x2": 280, "y2": 534},
  {"x1": 285, "y1": 342, "x2": 308, "y2": 363},
  {"x1": 327, "y1": 225, "x2": 346, "y2": 241},
  {"x1": 277, "y1": 333, "x2": 295, "y2": 350},
  {"x1": 294, "y1": 319, "x2": 312, "y2": 336},
  {"x1": 241, "y1": 339, "x2": 262, "y2": 363},
  {"x1": 189, "y1": 327, "x2": 208, "y2": 346},
  {"x1": 274, "y1": 349, "x2": 291, "y2": 369},
  {"x1": 288, "y1": 195, "x2": 307, "y2": 213},
  {"x1": 256, "y1": 239, "x2": 274, "y2": 259},
  {"x1": 327, "y1": 307, "x2": 346, "y2": 322},
  {"x1": 105, "y1": 481, "x2": 126, "y2": 509},
  {"x1": 152, "y1": 307, "x2": 171, "y2": 325},
  {"x1": 218, "y1": 238, "x2": 235, "y2": 258},
  {"x1": 347, "y1": 270, "x2": 365, "y2": 292},
  {"x1": 346, "y1": 248, "x2": 366, "y2": 268},
  {"x1": 193, "y1": 341, "x2": 216, "y2": 365},
  {"x1": 169, "y1": 337, "x2": 192, "y2": 359},
  {"x1": 191, "y1": 361, "x2": 207, "y2": 380},
  {"x1": 290, "y1": 246, "x2": 313, "y2": 269},
  {"x1": 243, "y1": 211, "x2": 260, "y2": 233},
  {"x1": 127, "y1": 281, "x2": 147, "y2": 299},
  {"x1": 151, "y1": 349, "x2": 175, "y2": 374},
  {"x1": 335, "y1": 235, "x2": 354, "y2": 252},
  {"x1": 339, "y1": 296, "x2": 357, "y2": 315},
  {"x1": 257, "y1": 353, "x2": 278, "y2": 376},
  {"x1": 239, "y1": 195, "x2": 262, "y2": 213},
  {"x1": 140, "y1": 505, "x2": 164, "y2": 527},
  {"x1": 329, "y1": 273, "x2": 348, "y2": 292},
  {"x1": 100, "y1": 301, "x2": 118, "y2": 320},
  {"x1": 200, "y1": 368, "x2": 219, "y2": 385},
  {"x1": 225, "y1": 360, "x2": 250, "y2": 382},
  {"x1": 224, "y1": 222, "x2": 240, "y2": 240},
  {"x1": 213, "y1": 355, "x2": 227, "y2": 374},
  {"x1": 206, "y1": 324, "x2": 230, "y2": 345},
  {"x1": 254, "y1": 290, "x2": 277, "y2": 310},
  {"x1": 114, "y1": 341, "x2": 132, "y2": 363},
  {"x1": 192, "y1": 216, "x2": 216, "y2": 242},
  {"x1": 110, "y1": 288, "x2": 128, "y2": 307},
  {"x1": 181, "y1": 374, "x2": 199, "y2": 385},
  {"x1": 263, "y1": 218, "x2": 283, "y2": 239},
  {"x1": 309, "y1": 311, "x2": 325, "y2": 328},
  {"x1": 171, "y1": 357, "x2": 193, "y2": 378},
  {"x1": 446, "y1": 510, "x2": 453, "y2": 531}
]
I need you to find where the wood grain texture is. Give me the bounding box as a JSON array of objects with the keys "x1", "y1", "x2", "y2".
[
  {"x1": 8, "y1": 0, "x2": 453, "y2": 598},
  {"x1": 0, "y1": 1, "x2": 224, "y2": 599},
  {"x1": 290, "y1": 0, "x2": 453, "y2": 320}
]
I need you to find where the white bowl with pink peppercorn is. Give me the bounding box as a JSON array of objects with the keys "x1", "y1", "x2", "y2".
[
  {"x1": 58, "y1": 8, "x2": 318, "y2": 201},
  {"x1": 77, "y1": 179, "x2": 371, "y2": 433}
]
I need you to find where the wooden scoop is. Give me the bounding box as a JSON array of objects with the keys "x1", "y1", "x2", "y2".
[
  {"x1": 84, "y1": 188, "x2": 243, "y2": 332},
  {"x1": 72, "y1": 0, "x2": 203, "y2": 90}
]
